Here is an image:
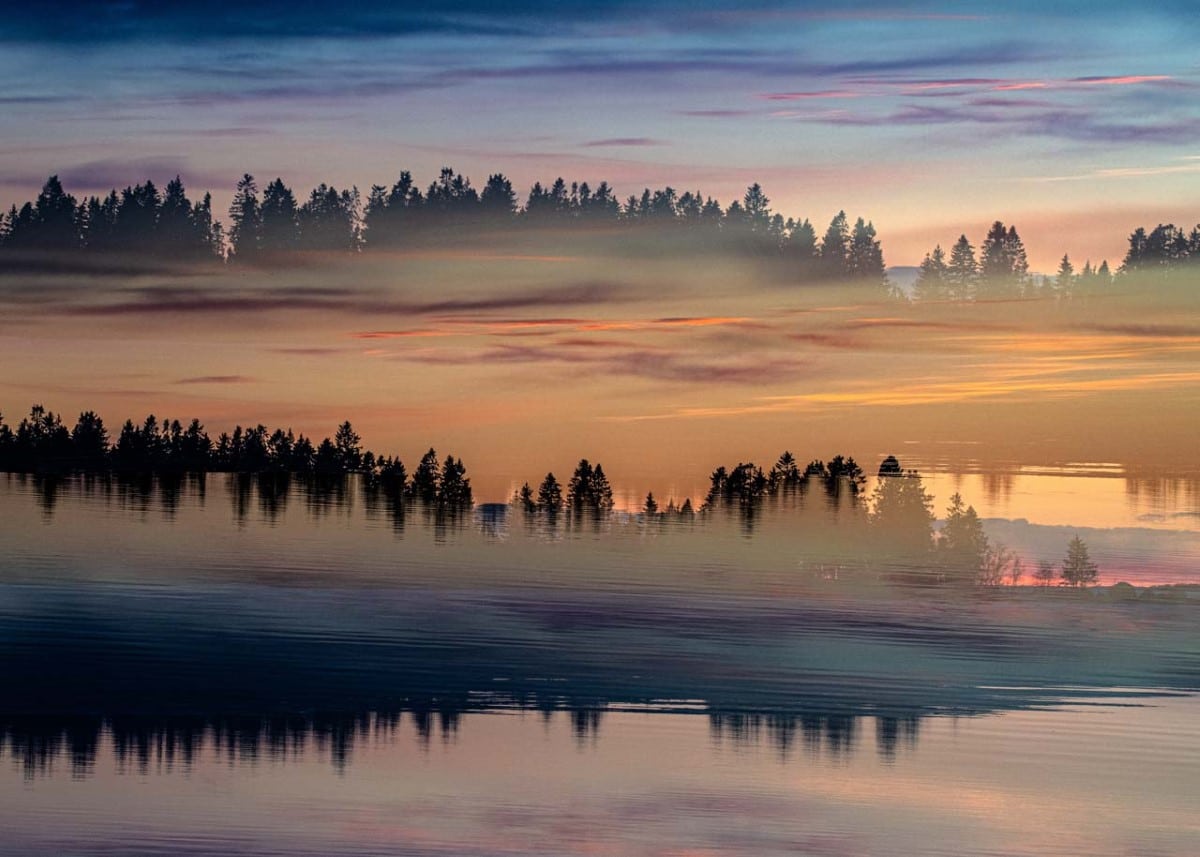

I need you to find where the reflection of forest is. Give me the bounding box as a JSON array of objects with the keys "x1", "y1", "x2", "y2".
[
  {"x1": 981, "y1": 471, "x2": 1015, "y2": 506},
  {"x1": 1124, "y1": 471, "x2": 1200, "y2": 520},
  {"x1": 5, "y1": 463, "x2": 1111, "y2": 587},
  {"x1": 3, "y1": 470, "x2": 1196, "y2": 783},
  {"x1": 1, "y1": 705, "x2": 922, "y2": 780}
]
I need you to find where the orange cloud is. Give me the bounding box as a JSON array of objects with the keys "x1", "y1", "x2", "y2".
[{"x1": 351, "y1": 329, "x2": 459, "y2": 339}]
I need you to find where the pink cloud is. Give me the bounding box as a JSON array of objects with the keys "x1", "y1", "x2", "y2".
[
  {"x1": 897, "y1": 78, "x2": 1003, "y2": 91},
  {"x1": 992, "y1": 81, "x2": 1048, "y2": 91},
  {"x1": 1073, "y1": 75, "x2": 1172, "y2": 86},
  {"x1": 758, "y1": 90, "x2": 862, "y2": 101}
]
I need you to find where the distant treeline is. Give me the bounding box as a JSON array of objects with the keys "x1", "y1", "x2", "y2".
[
  {"x1": 2, "y1": 404, "x2": 1104, "y2": 587},
  {"x1": 913, "y1": 220, "x2": 1200, "y2": 301},
  {"x1": 3, "y1": 171, "x2": 1196, "y2": 296},
  {"x1": 0, "y1": 170, "x2": 877, "y2": 288}
]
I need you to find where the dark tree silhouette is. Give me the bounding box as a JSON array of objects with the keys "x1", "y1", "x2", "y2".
[
  {"x1": 938, "y1": 493, "x2": 988, "y2": 584},
  {"x1": 514, "y1": 482, "x2": 537, "y2": 514},
  {"x1": 946, "y1": 234, "x2": 978, "y2": 301},
  {"x1": 425, "y1": 167, "x2": 478, "y2": 228},
  {"x1": 260, "y1": 178, "x2": 300, "y2": 253},
  {"x1": 298, "y1": 184, "x2": 359, "y2": 252},
  {"x1": 96, "y1": 181, "x2": 159, "y2": 255},
  {"x1": 3, "y1": 176, "x2": 80, "y2": 252},
  {"x1": 704, "y1": 462, "x2": 767, "y2": 510},
  {"x1": 68, "y1": 411, "x2": 108, "y2": 469},
  {"x1": 363, "y1": 171, "x2": 423, "y2": 247},
  {"x1": 768, "y1": 451, "x2": 802, "y2": 495},
  {"x1": 848, "y1": 216, "x2": 887, "y2": 289},
  {"x1": 978, "y1": 221, "x2": 1029, "y2": 298},
  {"x1": 333, "y1": 421, "x2": 362, "y2": 471},
  {"x1": 480, "y1": 173, "x2": 518, "y2": 221},
  {"x1": 227, "y1": 174, "x2": 261, "y2": 261},
  {"x1": 783, "y1": 217, "x2": 818, "y2": 278},
  {"x1": 2, "y1": 167, "x2": 1192, "y2": 306},
  {"x1": 566, "y1": 459, "x2": 614, "y2": 519},
  {"x1": 1060, "y1": 536, "x2": 1098, "y2": 587},
  {"x1": 410, "y1": 448, "x2": 441, "y2": 504},
  {"x1": 819, "y1": 210, "x2": 851, "y2": 279},
  {"x1": 1121, "y1": 223, "x2": 1196, "y2": 275},
  {"x1": 438, "y1": 455, "x2": 473, "y2": 510},
  {"x1": 537, "y1": 472, "x2": 564, "y2": 518}
]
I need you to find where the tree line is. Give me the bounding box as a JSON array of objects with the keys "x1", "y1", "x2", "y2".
[
  {"x1": 0, "y1": 171, "x2": 888, "y2": 286},
  {"x1": 914, "y1": 218, "x2": 1200, "y2": 302},
  {"x1": 0, "y1": 403, "x2": 1104, "y2": 586},
  {"x1": 0, "y1": 404, "x2": 470, "y2": 511},
  {"x1": 4, "y1": 172, "x2": 1195, "y2": 297}
]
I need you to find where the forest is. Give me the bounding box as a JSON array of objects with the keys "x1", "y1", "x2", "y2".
[
  {"x1": 2, "y1": 172, "x2": 1197, "y2": 297},
  {"x1": 0, "y1": 403, "x2": 1101, "y2": 588}
]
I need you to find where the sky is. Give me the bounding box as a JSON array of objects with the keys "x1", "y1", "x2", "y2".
[
  {"x1": 4, "y1": 248, "x2": 1199, "y2": 508},
  {"x1": 2, "y1": 1, "x2": 1199, "y2": 270},
  {"x1": 2, "y1": 2, "x2": 1199, "y2": 514}
]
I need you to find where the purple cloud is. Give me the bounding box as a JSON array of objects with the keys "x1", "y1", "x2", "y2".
[
  {"x1": 174, "y1": 375, "x2": 256, "y2": 385},
  {"x1": 400, "y1": 341, "x2": 808, "y2": 386},
  {"x1": 581, "y1": 137, "x2": 663, "y2": 147}
]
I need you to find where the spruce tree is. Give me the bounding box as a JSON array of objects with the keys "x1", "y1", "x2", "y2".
[
  {"x1": 228, "y1": 174, "x2": 261, "y2": 261},
  {"x1": 914, "y1": 244, "x2": 949, "y2": 301},
  {"x1": 947, "y1": 234, "x2": 978, "y2": 300},
  {"x1": 1060, "y1": 536, "x2": 1098, "y2": 587}
]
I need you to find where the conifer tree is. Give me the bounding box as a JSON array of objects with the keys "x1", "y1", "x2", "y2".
[
  {"x1": 1060, "y1": 536, "x2": 1098, "y2": 587},
  {"x1": 228, "y1": 174, "x2": 261, "y2": 261},
  {"x1": 537, "y1": 472, "x2": 563, "y2": 516},
  {"x1": 947, "y1": 234, "x2": 978, "y2": 300},
  {"x1": 848, "y1": 217, "x2": 887, "y2": 288},
  {"x1": 914, "y1": 244, "x2": 949, "y2": 301},
  {"x1": 1055, "y1": 253, "x2": 1074, "y2": 297},
  {"x1": 819, "y1": 210, "x2": 851, "y2": 278},
  {"x1": 410, "y1": 448, "x2": 441, "y2": 504}
]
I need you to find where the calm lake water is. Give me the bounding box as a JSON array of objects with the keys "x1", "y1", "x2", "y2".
[{"x1": 2, "y1": 473, "x2": 1197, "y2": 856}]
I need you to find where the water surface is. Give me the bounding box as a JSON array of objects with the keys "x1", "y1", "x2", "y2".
[{"x1": 1, "y1": 474, "x2": 1196, "y2": 856}]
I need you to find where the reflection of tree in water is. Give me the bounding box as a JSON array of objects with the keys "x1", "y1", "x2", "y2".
[
  {"x1": 1, "y1": 708, "x2": 456, "y2": 780},
  {"x1": 2, "y1": 704, "x2": 925, "y2": 779},
  {"x1": 361, "y1": 477, "x2": 407, "y2": 536},
  {"x1": 228, "y1": 472, "x2": 254, "y2": 524},
  {"x1": 25, "y1": 472, "x2": 203, "y2": 520},
  {"x1": 255, "y1": 472, "x2": 290, "y2": 523},
  {"x1": 570, "y1": 708, "x2": 604, "y2": 746},
  {"x1": 708, "y1": 711, "x2": 923, "y2": 763},
  {"x1": 1124, "y1": 471, "x2": 1200, "y2": 519},
  {"x1": 981, "y1": 470, "x2": 1014, "y2": 507},
  {"x1": 118, "y1": 472, "x2": 157, "y2": 515},
  {"x1": 708, "y1": 712, "x2": 885, "y2": 761},
  {"x1": 408, "y1": 701, "x2": 463, "y2": 750},
  {"x1": 697, "y1": 453, "x2": 870, "y2": 541},
  {"x1": 34, "y1": 474, "x2": 59, "y2": 516},
  {"x1": 301, "y1": 474, "x2": 350, "y2": 519},
  {"x1": 875, "y1": 715, "x2": 921, "y2": 763}
]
